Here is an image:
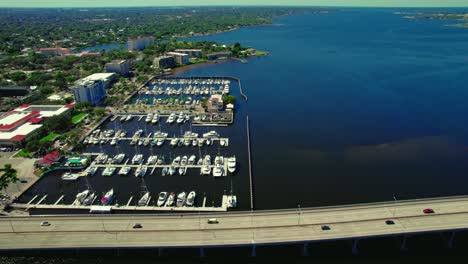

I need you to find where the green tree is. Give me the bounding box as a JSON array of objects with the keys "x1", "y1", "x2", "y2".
[{"x1": 0, "y1": 164, "x2": 18, "y2": 196}]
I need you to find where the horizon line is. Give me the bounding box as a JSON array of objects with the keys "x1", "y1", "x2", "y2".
[{"x1": 1, "y1": 5, "x2": 468, "y2": 9}]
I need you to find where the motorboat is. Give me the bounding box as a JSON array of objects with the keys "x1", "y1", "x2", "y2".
[
  {"x1": 204, "y1": 155, "x2": 211, "y2": 165},
  {"x1": 101, "y1": 189, "x2": 114, "y2": 205},
  {"x1": 62, "y1": 172, "x2": 79, "y2": 181},
  {"x1": 176, "y1": 192, "x2": 186, "y2": 207},
  {"x1": 198, "y1": 138, "x2": 204, "y2": 147},
  {"x1": 200, "y1": 165, "x2": 211, "y2": 175},
  {"x1": 162, "y1": 167, "x2": 169, "y2": 176},
  {"x1": 138, "y1": 192, "x2": 150, "y2": 206},
  {"x1": 192, "y1": 139, "x2": 198, "y2": 147},
  {"x1": 215, "y1": 156, "x2": 224, "y2": 165},
  {"x1": 188, "y1": 155, "x2": 196, "y2": 165},
  {"x1": 157, "y1": 192, "x2": 168, "y2": 206},
  {"x1": 213, "y1": 165, "x2": 224, "y2": 177},
  {"x1": 125, "y1": 115, "x2": 132, "y2": 122},
  {"x1": 75, "y1": 190, "x2": 90, "y2": 205},
  {"x1": 112, "y1": 154, "x2": 125, "y2": 164},
  {"x1": 178, "y1": 167, "x2": 186, "y2": 176},
  {"x1": 135, "y1": 165, "x2": 148, "y2": 177},
  {"x1": 197, "y1": 157, "x2": 203, "y2": 165},
  {"x1": 118, "y1": 166, "x2": 131, "y2": 176},
  {"x1": 170, "y1": 138, "x2": 179, "y2": 147},
  {"x1": 227, "y1": 156, "x2": 236, "y2": 173},
  {"x1": 156, "y1": 138, "x2": 165, "y2": 147},
  {"x1": 181, "y1": 156, "x2": 188, "y2": 166},
  {"x1": 146, "y1": 155, "x2": 158, "y2": 165},
  {"x1": 165, "y1": 192, "x2": 175, "y2": 206},
  {"x1": 166, "y1": 113, "x2": 176, "y2": 124},
  {"x1": 227, "y1": 195, "x2": 237, "y2": 208},
  {"x1": 83, "y1": 193, "x2": 96, "y2": 206},
  {"x1": 168, "y1": 166, "x2": 176, "y2": 176},
  {"x1": 151, "y1": 114, "x2": 159, "y2": 124},
  {"x1": 186, "y1": 191, "x2": 196, "y2": 206},
  {"x1": 176, "y1": 116, "x2": 185, "y2": 124},
  {"x1": 96, "y1": 154, "x2": 108, "y2": 164},
  {"x1": 102, "y1": 167, "x2": 116, "y2": 177},
  {"x1": 86, "y1": 166, "x2": 98, "y2": 176},
  {"x1": 220, "y1": 139, "x2": 227, "y2": 147},
  {"x1": 132, "y1": 154, "x2": 143, "y2": 164},
  {"x1": 203, "y1": 131, "x2": 220, "y2": 138},
  {"x1": 183, "y1": 138, "x2": 191, "y2": 146},
  {"x1": 145, "y1": 113, "x2": 153, "y2": 123},
  {"x1": 172, "y1": 156, "x2": 181, "y2": 166},
  {"x1": 120, "y1": 115, "x2": 126, "y2": 122}
]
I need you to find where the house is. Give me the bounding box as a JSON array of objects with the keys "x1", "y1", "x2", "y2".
[
  {"x1": 34, "y1": 150, "x2": 63, "y2": 168},
  {"x1": 206, "y1": 94, "x2": 224, "y2": 112}
]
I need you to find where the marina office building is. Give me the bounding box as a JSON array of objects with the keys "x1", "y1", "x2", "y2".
[{"x1": 71, "y1": 73, "x2": 116, "y2": 105}]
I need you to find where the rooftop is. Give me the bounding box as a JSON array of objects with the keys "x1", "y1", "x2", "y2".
[
  {"x1": 167, "y1": 52, "x2": 190, "y2": 56},
  {"x1": 75, "y1": 73, "x2": 116, "y2": 86}
]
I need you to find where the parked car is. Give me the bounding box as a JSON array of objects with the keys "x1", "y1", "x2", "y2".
[
  {"x1": 207, "y1": 218, "x2": 219, "y2": 224},
  {"x1": 133, "y1": 223, "x2": 143, "y2": 229},
  {"x1": 385, "y1": 220, "x2": 395, "y2": 225},
  {"x1": 40, "y1": 221, "x2": 51, "y2": 226},
  {"x1": 321, "y1": 225, "x2": 331, "y2": 231},
  {"x1": 423, "y1": 208, "x2": 435, "y2": 214}
]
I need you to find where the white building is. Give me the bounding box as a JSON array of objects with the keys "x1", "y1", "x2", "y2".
[
  {"x1": 71, "y1": 73, "x2": 115, "y2": 105},
  {"x1": 167, "y1": 52, "x2": 190, "y2": 65},
  {"x1": 105, "y1": 60, "x2": 130, "y2": 76},
  {"x1": 174, "y1": 49, "x2": 202, "y2": 58}
]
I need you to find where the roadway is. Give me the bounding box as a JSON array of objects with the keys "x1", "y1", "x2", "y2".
[{"x1": 2, "y1": 196, "x2": 468, "y2": 250}]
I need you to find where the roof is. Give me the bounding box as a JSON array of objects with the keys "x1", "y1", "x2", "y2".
[
  {"x1": 0, "y1": 123, "x2": 42, "y2": 141},
  {"x1": 39, "y1": 150, "x2": 61, "y2": 164},
  {"x1": 28, "y1": 117, "x2": 43, "y2": 124},
  {"x1": 106, "y1": 60, "x2": 127, "y2": 65},
  {"x1": 175, "y1": 49, "x2": 202, "y2": 52},
  {"x1": 0, "y1": 111, "x2": 39, "y2": 131},
  {"x1": 75, "y1": 73, "x2": 116, "y2": 86},
  {"x1": 167, "y1": 52, "x2": 189, "y2": 56}
]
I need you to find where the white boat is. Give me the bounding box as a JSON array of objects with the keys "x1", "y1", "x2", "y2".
[
  {"x1": 227, "y1": 195, "x2": 237, "y2": 208},
  {"x1": 176, "y1": 116, "x2": 185, "y2": 124},
  {"x1": 186, "y1": 191, "x2": 196, "y2": 206},
  {"x1": 146, "y1": 155, "x2": 158, "y2": 165},
  {"x1": 166, "y1": 113, "x2": 176, "y2": 124},
  {"x1": 112, "y1": 154, "x2": 125, "y2": 164},
  {"x1": 151, "y1": 114, "x2": 159, "y2": 124},
  {"x1": 118, "y1": 166, "x2": 131, "y2": 176},
  {"x1": 204, "y1": 155, "x2": 211, "y2": 165},
  {"x1": 176, "y1": 192, "x2": 186, "y2": 207},
  {"x1": 168, "y1": 166, "x2": 176, "y2": 176},
  {"x1": 162, "y1": 167, "x2": 168, "y2": 176},
  {"x1": 172, "y1": 156, "x2": 181, "y2": 166},
  {"x1": 125, "y1": 115, "x2": 132, "y2": 122},
  {"x1": 181, "y1": 156, "x2": 188, "y2": 166},
  {"x1": 157, "y1": 192, "x2": 168, "y2": 206},
  {"x1": 165, "y1": 192, "x2": 175, "y2": 206},
  {"x1": 178, "y1": 167, "x2": 186, "y2": 175},
  {"x1": 198, "y1": 138, "x2": 205, "y2": 147},
  {"x1": 135, "y1": 165, "x2": 148, "y2": 177},
  {"x1": 197, "y1": 157, "x2": 203, "y2": 165},
  {"x1": 120, "y1": 115, "x2": 126, "y2": 122},
  {"x1": 156, "y1": 138, "x2": 165, "y2": 147},
  {"x1": 86, "y1": 166, "x2": 98, "y2": 176},
  {"x1": 120, "y1": 131, "x2": 127, "y2": 137},
  {"x1": 97, "y1": 154, "x2": 108, "y2": 164},
  {"x1": 101, "y1": 188, "x2": 114, "y2": 205},
  {"x1": 200, "y1": 165, "x2": 211, "y2": 175},
  {"x1": 110, "y1": 138, "x2": 117, "y2": 146},
  {"x1": 102, "y1": 167, "x2": 116, "y2": 177},
  {"x1": 183, "y1": 138, "x2": 191, "y2": 146},
  {"x1": 132, "y1": 154, "x2": 143, "y2": 164},
  {"x1": 227, "y1": 156, "x2": 236, "y2": 173},
  {"x1": 203, "y1": 131, "x2": 220, "y2": 138},
  {"x1": 220, "y1": 139, "x2": 227, "y2": 147},
  {"x1": 62, "y1": 172, "x2": 79, "y2": 181},
  {"x1": 75, "y1": 190, "x2": 90, "y2": 205},
  {"x1": 138, "y1": 192, "x2": 150, "y2": 206},
  {"x1": 170, "y1": 138, "x2": 179, "y2": 147},
  {"x1": 213, "y1": 165, "x2": 224, "y2": 177},
  {"x1": 145, "y1": 114, "x2": 153, "y2": 123},
  {"x1": 192, "y1": 139, "x2": 198, "y2": 147},
  {"x1": 188, "y1": 155, "x2": 196, "y2": 165},
  {"x1": 215, "y1": 156, "x2": 224, "y2": 165},
  {"x1": 83, "y1": 193, "x2": 96, "y2": 206}
]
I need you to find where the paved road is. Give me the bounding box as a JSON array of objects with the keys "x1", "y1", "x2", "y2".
[{"x1": 2, "y1": 196, "x2": 468, "y2": 250}]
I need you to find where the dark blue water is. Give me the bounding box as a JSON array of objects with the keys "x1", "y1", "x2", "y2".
[{"x1": 172, "y1": 9, "x2": 468, "y2": 209}]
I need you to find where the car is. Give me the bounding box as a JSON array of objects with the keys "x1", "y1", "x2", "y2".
[
  {"x1": 40, "y1": 221, "x2": 50, "y2": 226},
  {"x1": 207, "y1": 218, "x2": 219, "y2": 224},
  {"x1": 423, "y1": 208, "x2": 435, "y2": 214},
  {"x1": 385, "y1": 220, "x2": 395, "y2": 225},
  {"x1": 20, "y1": 180, "x2": 27, "y2": 183},
  {"x1": 132, "y1": 223, "x2": 143, "y2": 229},
  {"x1": 321, "y1": 225, "x2": 331, "y2": 231}
]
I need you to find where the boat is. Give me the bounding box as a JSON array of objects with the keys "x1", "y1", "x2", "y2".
[
  {"x1": 197, "y1": 157, "x2": 203, "y2": 165},
  {"x1": 170, "y1": 138, "x2": 179, "y2": 147},
  {"x1": 120, "y1": 115, "x2": 126, "y2": 122},
  {"x1": 200, "y1": 165, "x2": 211, "y2": 175},
  {"x1": 118, "y1": 166, "x2": 131, "y2": 176},
  {"x1": 168, "y1": 166, "x2": 176, "y2": 176},
  {"x1": 165, "y1": 192, "x2": 175, "y2": 206},
  {"x1": 162, "y1": 167, "x2": 169, "y2": 176},
  {"x1": 145, "y1": 113, "x2": 153, "y2": 123},
  {"x1": 172, "y1": 156, "x2": 181, "y2": 166},
  {"x1": 227, "y1": 156, "x2": 236, "y2": 173},
  {"x1": 102, "y1": 167, "x2": 116, "y2": 177},
  {"x1": 183, "y1": 138, "x2": 191, "y2": 146},
  {"x1": 132, "y1": 154, "x2": 143, "y2": 164},
  {"x1": 112, "y1": 154, "x2": 125, "y2": 164},
  {"x1": 203, "y1": 131, "x2": 220, "y2": 138},
  {"x1": 135, "y1": 165, "x2": 148, "y2": 177},
  {"x1": 96, "y1": 154, "x2": 108, "y2": 164},
  {"x1": 213, "y1": 165, "x2": 224, "y2": 177},
  {"x1": 151, "y1": 114, "x2": 160, "y2": 124},
  {"x1": 186, "y1": 191, "x2": 196, "y2": 206},
  {"x1": 83, "y1": 193, "x2": 96, "y2": 206},
  {"x1": 215, "y1": 156, "x2": 224, "y2": 165},
  {"x1": 146, "y1": 155, "x2": 158, "y2": 165},
  {"x1": 75, "y1": 190, "x2": 90, "y2": 205},
  {"x1": 220, "y1": 139, "x2": 227, "y2": 147},
  {"x1": 101, "y1": 189, "x2": 114, "y2": 205},
  {"x1": 110, "y1": 138, "x2": 117, "y2": 146},
  {"x1": 198, "y1": 138, "x2": 205, "y2": 147},
  {"x1": 204, "y1": 155, "x2": 211, "y2": 165},
  {"x1": 62, "y1": 172, "x2": 79, "y2": 181},
  {"x1": 178, "y1": 167, "x2": 186, "y2": 175},
  {"x1": 166, "y1": 113, "x2": 176, "y2": 124},
  {"x1": 206, "y1": 138, "x2": 212, "y2": 145},
  {"x1": 157, "y1": 192, "x2": 168, "y2": 206},
  {"x1": 120, "y1": 130, "x2": 127, "y2": 137},
  {"x1": 192, "y1": 139, "x2": 198, "y2": 147},
  {"x1": 227, "y1": 195, "x2": 237, "y2": 208},
  {"x1": 176, "y1": 192, "x2": 186, "y2": 207},
  {"x1": 181, "y1": 156, "x2": 188, "y2": 166},
  {"x1": 86, "y1": 166, "x2": 98, "y2": 176},
  {"x1": 138, "y1": 192, "x2": 150, "y2": 206},
  {"x1": 156, "y1": 138, "x2": 165, "y2": 147},
  {"x1": 125, "y1": 115, "x2": 132, "y2": 122},
  {"x1": 188, "y1": 155, "x2": 196, "y2": 165}
]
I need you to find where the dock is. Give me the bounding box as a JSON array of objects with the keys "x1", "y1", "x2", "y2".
[
  {"x1": 26, "y1": 195, "x2": 39, "y2": 205},
  {"x1": 126, "y1": 196, "x2": 133, "y2": 206},
  {"x1": 54, "y1": 195, "x2": 64, "y2": 205},
  {"x1": 36, "y1": 195, "x2": 48, "y2": 205}
]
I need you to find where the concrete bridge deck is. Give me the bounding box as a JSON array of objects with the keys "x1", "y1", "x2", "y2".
[{"x1": 2, "y1": 195, "x2": 468, "y2": 250}]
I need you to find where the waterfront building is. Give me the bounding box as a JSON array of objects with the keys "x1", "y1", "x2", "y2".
[
  {"x1": 127, "y1": 36, "x2": 155, "y2": 51},
  {"x1": 206, "y1": 51, "x2": 233, "y2": 60},
  {"x1": 153, "y1": 56, "x2": 176, "y2": 69},
  {"x1": 105, "y1": 60, "x2": 130, "y2": 76},
  {"x1": 37, "y1": 47, "x2": 71, "y2": 56},
  {"x1": 174, "y1": 49, "x2": 202, "y2": 58},
  {"x1": 206, "y1": 94, "x2": 224, "y2": 112},
  {"x1": 166, "y1": 52, "x2": 190, "y2": 65},
  {"x1": 71, "y1": 73, "x2": 115, "y2": 105},
  {"x1": 0, "y1": 104, "x2": 72, "y2": 147},
  {"x1": 34, "y1": 150, "x2": 63, "y2": 168}
]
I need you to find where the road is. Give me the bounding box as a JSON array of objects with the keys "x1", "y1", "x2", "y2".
[{"x1": 1, "y1": 196, "x2": 468, "y2": 250}]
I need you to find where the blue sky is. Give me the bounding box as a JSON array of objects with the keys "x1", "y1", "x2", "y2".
[{"x1": 1, "y1": 0, "x2": 467, "y2": 8}]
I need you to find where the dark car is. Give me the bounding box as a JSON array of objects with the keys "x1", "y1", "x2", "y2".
[
  {"x1": 133, "y1": 223, "x2": 143, "y2": 229},
  {"x1": 385, "y1": 220, "x2": 395, "y2": 225},
  {"x1": 321, "y1": 225, "x2": 331, "y2": 231},
  {"x1": 40, "y1": 221, "x2": 51, "y2": 226},
  {"x1": 423, "y1": 208, "x2": 435, "y2": 214}
]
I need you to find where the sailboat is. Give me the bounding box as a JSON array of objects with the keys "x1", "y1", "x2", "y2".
[
  {"x1": 138, "y1": 192, "x2": 150, "y2": 206},
  {"x1": 186, "y1": 191, "x2": 196, "y2": 207}
]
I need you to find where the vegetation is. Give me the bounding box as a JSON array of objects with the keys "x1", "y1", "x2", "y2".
[
  {"x1": 223, "y1": 95, "x2": 236, "y2": 105},
  {"x1": 13, "y1": 149, "x2": 32, "y2": 158},
  {"x1": 39, "y1": 132, "x2": 58, "y2": 143},
  {"x1": 71, "y1": 113, "x2": 86, "y2": 124},
  {"x1": 0, "y1": 164, "x2": 18, "y2": 195}
]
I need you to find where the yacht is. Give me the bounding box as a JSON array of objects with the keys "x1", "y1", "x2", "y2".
[
  {"x1": 203, "y1": 131, "x2": 220, "y2": 138},
  {"x1": 75, "y1": 190, "x2": 90, "y2": 205},
  {"x1": 125, "y1": 115, "x2": 132, "y2": 122},
  {"x1": 213, "y1": 165, "x2": 224, "y2": 177},
  {"x1": 118, "y1": 166, "x2": 131, "y2": 176},
  {"x1": 157, "y1": 192, "x2": 168, "y2": 206},
  {"x1": 138, "y1": 192, "x2": 150, "y2": 206},
  {"x1": 102, "y1": 167, "x2": 116, "y2": 177},
  {"x1": 86, "y1": 166, "x2": 98, "y2": 176},
  {"x1": 172, "y1": 156, "x2": 181, "y2": 166},
  {"x1": 146, "y1": 155, "x2": 158, "y2": 165},
  {"x1": 112, "y1": 154, "x2": 125, "y2": 164},
  {"x1": 227, "y1": 156, "x2": 236, "y2": 173},
  {"x1": 135, "y1": 165, "x2": 148, "y2": 177},
  {"x1": 168, "y1": 166, "x2": 176, "y2": 176},
  {"x1": 215, "y1": 156, "x2": 224, "y2": 165},
  {"x1": 62, "y1": 172, "x2": 79, "y2": 181},
  {"x1": 165, "y1": 192, "x2": 175, "y2": 207},
  {"x1": 200, "y1": 165, "x2": 211, "y2": 175},
  {"x1": 101, "y1": 189, "x2": 114, "y2": 205},
  {"x1": 166, "y1": 113, "x2": 176, "y2": 124},
  {"x1": 132, "y1": 154, "x2": 143, "y2": 164},
  {"x1": 145, "y1": 113, "x2": 153, "y2": 123},
  {"x1": 176, "y1": 192, "x2": 186, "y2": 207},
  {"x1": 83, "y1": 193, "x2": 96, "y2": 206},
  {"x1": 188, "y1": 155, "x2": 196, "y2": 165},
  {"x1": 151, "y1": 114, "x2": 160, "y2": 124},
  {"x1": 186, "y1": 191, "x2": 196, "y2": 207},
  {"x1": 170, "y1": 138, "x2": 179, "y2": 147}
]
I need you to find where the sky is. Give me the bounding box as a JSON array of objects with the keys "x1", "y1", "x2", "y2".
[{"x1": 0, "y1": 0, "x2": 467, "y2": 8}]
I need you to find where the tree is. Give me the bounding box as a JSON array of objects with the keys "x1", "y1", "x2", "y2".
[
  {"x1": 0, "y1": 164, "x2": 18, "y2": 196},
  {"x1": 43, "y1": 115, "x2": 73, "y2": 132}
]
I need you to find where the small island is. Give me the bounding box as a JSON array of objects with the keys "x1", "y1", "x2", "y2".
[{"x1": 397, "y1": 11, "x2": 468, "y2": 27}]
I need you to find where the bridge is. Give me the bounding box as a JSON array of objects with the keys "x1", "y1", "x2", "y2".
[{"x1": 1, "y1": 195, "x2": 468, "y2": 254}]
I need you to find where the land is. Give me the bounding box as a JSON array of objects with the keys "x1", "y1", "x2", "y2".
[{"x1": 397, "y1": 11, "x2": 468, "y2": 27}]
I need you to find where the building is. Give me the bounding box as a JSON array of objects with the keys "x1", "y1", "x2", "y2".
[
  {"x1": 71, "y1": 73, "x2": 116, "y2": 105},
  {"x1": 153, "y1": 56, "x2": 176, "y2": 69},
  {"x1": 127, "y1": 36, "x2": 155, "y2": 51},
  {"x1": 166, "y1": 52, "x2": 190, "y2": 65},
  {"x1": 37, "y1": 47, "x2": 71, "y2": 56},
  {"x1": 0, "y1": 104, "x2": 72, "y2": 147},
  {"x1": 206, "y1": 51, "x2": 233, "y2": 61},
  {"x1": 105, "y1": 60, "x2": 130, "y2": 76},
  {"x1": 206, "y1": 94, "x2": 224, "y2": 112},
  {"x1": 34, "y1": 150, "x2": 63, "y2": 168},
  {"x1": 174, "y1": 49, "x2": 202, "y2": 58}
]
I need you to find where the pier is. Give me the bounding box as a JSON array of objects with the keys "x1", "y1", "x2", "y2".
[{"x1": 54, "y1": 195, "x2": 64, "y2": 205}]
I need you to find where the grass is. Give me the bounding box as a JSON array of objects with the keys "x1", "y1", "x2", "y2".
[
  {"x1": 255, "y1": 51, "x2": 268, "y2": 56},
  {"x1": 14, "y1": 149, "x2": 32, "y2": 158},
  {"x1": 39, "y1": 132, "x2": 58, "y2": 143},
  {"x1": 190, "y1": 58, "x2": 208, "y2": 64},
  {"x1": 71, "y1": 113, "x2": 86, "y2": 124}
]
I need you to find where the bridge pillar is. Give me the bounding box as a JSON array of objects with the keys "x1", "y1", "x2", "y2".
[
  {"x1": 301, "y1": 243, "x2": 309, "y2": 256},
  {"x1": 351, "y1": 240, "x2": 359, "y2": 255},
  {"x1": 199, "y1": 247, "x2": 205, "y2": 257},
  {"x1": 447, "y1": 232, "x2": 456, "y2": 249},
  {"x1": 250, "y1": 245, "x2": 256, "y2": 257},
  {"x1": 158, "y1": 248, "x2": 163, "y2": 257}
]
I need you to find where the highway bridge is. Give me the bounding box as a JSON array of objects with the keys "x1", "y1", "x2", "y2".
[{"x1": 2, "y1": 195, "x2": 468, "y2": 255}]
